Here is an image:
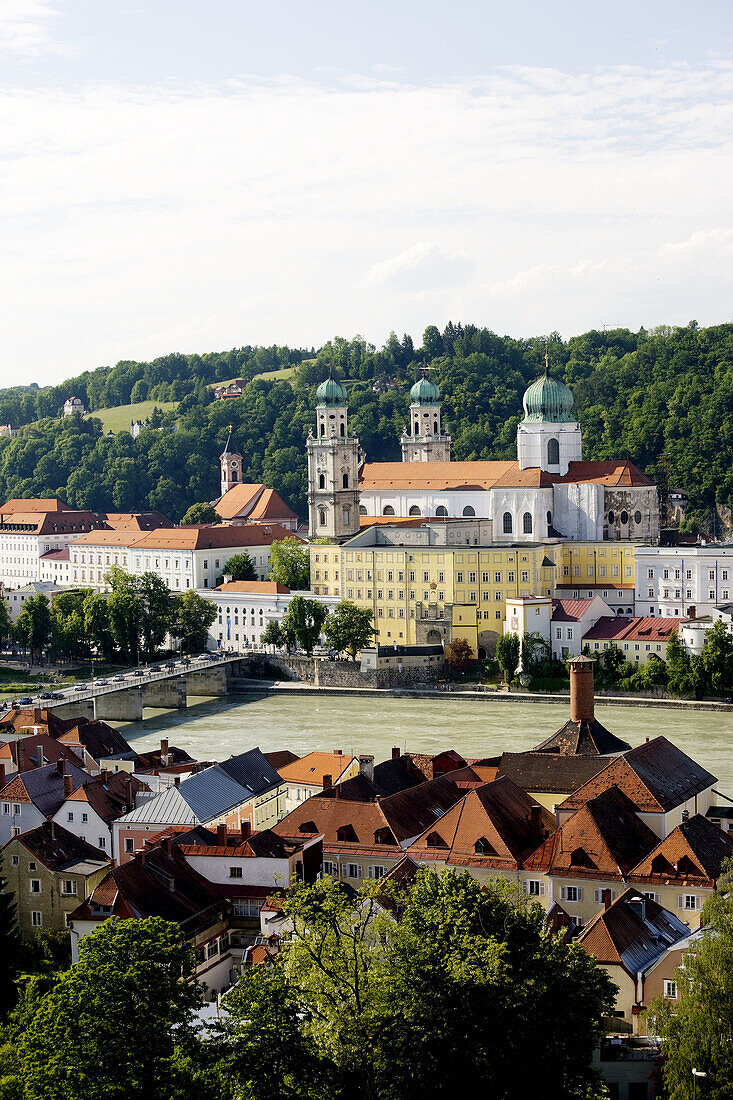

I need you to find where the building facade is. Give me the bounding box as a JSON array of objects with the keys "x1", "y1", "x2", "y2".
[
  {"x1": 203, "y1": 581, "x2": 339, "y2": 652},
  {"x1": 634, "y1": 545, "x2": 733, "y2": 618}
]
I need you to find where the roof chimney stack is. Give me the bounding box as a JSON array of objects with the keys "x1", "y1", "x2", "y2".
[
  {"x1": 392, "y1": 746, "x2": 401, "y2": 761},
  {"x1": 56, "y1": 758, "x2": 65, "y2": 775},
  {"x1": 240, "y1": 820, "x2": 252, "y2": 840},
  {"x1": 63, "y1": 774, "x2": 73, "y2": 798},
  {"x1": 322, "y1": 773, "x2": 332, "y2": 790},
  {"x1": 217, "y1": 823, "x2": 228, "y2": 846},
  {"x1": 160, "y1": 738, "x2": 169, "y2": 765},
  {"x1": 569, "y1": 655, "x2": 595, "y2": 724}
]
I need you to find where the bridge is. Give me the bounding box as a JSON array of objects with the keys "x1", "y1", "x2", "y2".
[{"x1": 41, "y1": 655, "x2": 246, "y2": 722}]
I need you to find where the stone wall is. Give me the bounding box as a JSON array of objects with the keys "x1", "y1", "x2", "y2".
[{"x1": 241, "y1": 654, "x2": 442, "y2": 689}]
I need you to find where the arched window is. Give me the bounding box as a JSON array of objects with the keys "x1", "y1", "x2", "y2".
[
  {"x1": 318, "y1": 507, "x2": 326, "y2": 527},
  {"x1": 231, "y1": 469, "x2": 238, "y2": 482},
  {"x1": 634, "y1": 510, "x2": 642, "y2": 524},
  {"x1": 409, "y1": 505, "x2": 421, "y2": 516},
  {"x1": 620, "y1": 510, "x2": 629, "y2": 525},
  {"x1": 320, "y1": 422, "x2": 325, "y2": 437},
  {"x1": 607, "y1": 510, "x2": 615, "y2": 524},
  {"x1": 463, "y1": 505, "x2": 475, "y2": 517},
  {"x1": 414, "y1": 420, "x2": 420, "y2": 435},
  {"x1": 340, "y1": 423, "x2": 345, "y2": 437},
  {"x1": 547, "y1": 437, "x2": 560, "y2": 465},
  {"x1": 522, "y1": 512, "x2": 532, "y2": 534},
  {"x1": 433, "y1": 420, "x2": 438, "y2": 433},
  {"x1": 436, "y1": 505, "x2": 448, "y2": 517},
  {"x1": 383, "y1": 505, "x2": 395, "y2": 516},
  {"x1": 343, "y1": 508, "x2": 350, "y2": 525},
  {"x1": 359, "y1": 505, "x2": 367, "y2": 516},
  {"x1": 503, "y1": 512, "x2": 513, "y2": 534},
  {"x1": 342, "y1": 473, "x2": 349, "y2": 489},
  {"x1": 546, "y1": 510, "x2": 552, "y2": 526},
  {"x1": 318, "y1": 474, "x2": 325, "y2": 489}
]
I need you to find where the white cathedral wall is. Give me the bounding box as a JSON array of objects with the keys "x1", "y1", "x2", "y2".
[
  {"x1": 551, "y1": 483, "x2": 604, "y2": 541},
  {"x1": 517, "y1": 422, "x2": 582, "y2": 475},
  {"x1": 358, "y1": 486, "x2": 555, "y2": 542}
]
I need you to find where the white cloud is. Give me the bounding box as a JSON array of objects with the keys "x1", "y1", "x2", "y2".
[
  {"x1": 0, "y1": 0, "x2": 65, "y2": 57},
  {"x1": 1, "y1": 60, "x2": 733, "y2": 383}
]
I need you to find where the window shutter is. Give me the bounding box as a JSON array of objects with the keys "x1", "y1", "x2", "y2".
[
  {"x1": 539, "y1": 881, "x2": 545, "y2": 896},
  {"x1": 560, "y1": 886, "x2": 567, "y2": 901},
  {"x1": 522, "y1": 881, "x2": 529, "y2": 894},
  {"x1": 577, "y1": 887, "x2": 583, "y2": 902},
  {"x1": 697, "y1": 896, "x2": 704, "y2": 910},
  {"x1": 677, "y1": 895, "x2": 684, "y2": 909}
]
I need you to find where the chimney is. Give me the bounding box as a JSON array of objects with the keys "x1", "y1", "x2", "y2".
[
  {"x1": 124, "y1": 773, "x2": 133, "y2": 811},
  {"x1": 682, "y1": 809, "x2": 690, "y2": 822},
  {"x1": 0, "y1": 763, "x2": 4, "y2": 788},
  {"x1": 323, "y1": 773, "x2": 332, "y2": 790},
  {"x1": 217, "y1": 823, "x2": 228, "y2": 846},
  {"x1": 530, "y1": 804, "x2": 542, "y2": 837},
  {"x1": 359, "y1": 755, "x2": 374, "y2": 783},
  {"x1": 569, "y1": 656, "x2": 595, "y2": 723},
  {"x1": 63, "y1": 774, "x2": 73, "y2": 798},
  {"x1": 160, "y1": 738, "x2": 169, "y2": 765},
  {"x1": 335, "y1": 748, "x2": 343, "y2": 755},
  {"x1": 392, "y1": 746, "x2": 401, "y2": 761},
  {"x1": 240, "y1": 820, "x2": 252, "y2": 840},
  {"x1": 56, "y1": 758, "x2": 65, "y2": 775},
  {"x1": 602, "y1": 888, "x2": 612, "y2": 910},
  {"x1": 49, "y1": 818, "x2": 56, "y2": 839}
]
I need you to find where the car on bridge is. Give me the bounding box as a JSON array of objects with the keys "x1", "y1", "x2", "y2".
[
  {"x1": 96, "y1": 678, "x2": 109, "y2": 686},
  {"x1": 17, "y1": 696, "x2": 33, "y2": 706},
  {"x1": 74, "y1": 683, "x2": 89, "y2": 692},
  {"x1": 111, "y1": 675, "x2": 126, "y2": 682},
  {"x1": 131, "y1": 669, "x2": 145, "y2": 677}
]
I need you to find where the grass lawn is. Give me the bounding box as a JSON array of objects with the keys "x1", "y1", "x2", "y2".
[{"x1": 87, "y1": 399, "x2": 179, "y2": 434}]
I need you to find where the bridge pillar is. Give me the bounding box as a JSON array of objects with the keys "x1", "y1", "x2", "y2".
[
  {"x1": 142, "y1": 677, "x2": 187, "y2": 709},
  {"x1": 185, "y1": 665, "x2": 229, "y2": 697},
  {"x1": 48, "y1": 700, "x2": 95, "y2": 722},
  {"x1": 94, "y1": 688, "x2": 144, "y2": 722}
]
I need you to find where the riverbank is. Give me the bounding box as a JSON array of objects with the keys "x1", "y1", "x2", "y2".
[{"x1": 231, "y1": 678, "x2": 733, "y2": 713}]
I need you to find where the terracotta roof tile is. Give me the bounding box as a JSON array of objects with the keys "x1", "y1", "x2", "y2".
[{"x1": 629, "y1": 813, "x2": 733, "y2": 886}]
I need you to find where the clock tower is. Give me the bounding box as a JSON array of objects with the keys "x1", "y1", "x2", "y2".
[
  {"x1": 220, "y1": 427, "x2": 244, "y2": 497},
  {"x1": 306, "y1": 378, "x2": 362, "y2": 540}
]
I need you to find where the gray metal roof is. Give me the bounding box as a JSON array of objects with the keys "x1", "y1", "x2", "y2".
[
  {"x1": 117, "y1": 786, "x2": 198, "y2": 825},
  {"x1": 218, "y1": 748, "x2": 282, "y2": 796},
  {"x1": 178, "y1": 765, "x2": 256, "y2": 822}
]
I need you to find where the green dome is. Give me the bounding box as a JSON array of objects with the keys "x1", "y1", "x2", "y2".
[
  {"x1": 522, "y1": 371, "x2": 575, "y2": 423},
  {"x1": 316, "y1": 377, "x2": 348, "y2": 407},
  {"x1": 409, "y1": 376, "x2": 441, "y2": 406}
]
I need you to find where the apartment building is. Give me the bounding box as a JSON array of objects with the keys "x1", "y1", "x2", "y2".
[
  {"x1": 635, "y1": 545, "x2": 733, "y2": 618},
  {"x1": 203, "y1": 581, "x2": 339, "y2": 652},
  {"x1": 310, "y1": 522, "x2": 639, "y2": 657},
  {"x1": 69, "y1": 523, "x2": 300, "y2": 591},
  {"x1": 0, "y1": 499, "x2": 106, "y2": 588}
]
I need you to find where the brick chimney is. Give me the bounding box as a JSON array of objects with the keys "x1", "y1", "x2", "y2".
[
  {"x1": 569, "y1": 655, "x2": 595, "y2": 723},
  {"x1": 217, "y1": 823, "x2": 228, "y2": 845},
  {"x1": 392, "y1": 746, "x2": 401, "y2": 761},
  {"x1": 240, "y1": 820, "x2": 252, "y2": 840},
  {"x1": 63, "y1": 774, "x2": 73, "y2": 798},
  {"x1": 530, "y1": 804, "x2": 542, "y2": 837},
  {"x1": 56, "y1": 758, "x2": 65, "y2": 775},
  {"x1": 160, "y1": 738, "x2": 169, "y2": 765},
  {"x1": 49, "y1": 818, "x2": 56, "y2": 839},
  {"x1": 322, "y1": 773, "x2": 332, "y2": 790}
]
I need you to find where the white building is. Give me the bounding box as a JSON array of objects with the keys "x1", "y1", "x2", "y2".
[
  {"x1": 69, "y1": 523, "x2": 302, "y2": 592},
  {"x1": 0, "y1": 499, "x2": 106, "y2": 589},
  {"x1": 63, "y1": 396, "x2": 85, "y2": 417},
  {"x1": 203, "y1": 581, "x2": 339, "y2": 652},
  {"x1": 4, "y1": 580, "x2": 67, "y2": 622},
  {"x1": 634, "y1": 546, "x2": 733, "y2": 619}
]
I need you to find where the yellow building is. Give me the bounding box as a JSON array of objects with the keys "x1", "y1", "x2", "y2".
[{"x1": 310, "y1": 525, "x2": 639, "y2": 658}]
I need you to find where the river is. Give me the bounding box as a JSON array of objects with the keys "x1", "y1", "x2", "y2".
[{"x1": 120, "y1": 692, "x2": 733, "y2": 797}]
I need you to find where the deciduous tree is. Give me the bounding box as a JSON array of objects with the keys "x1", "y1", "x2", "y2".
[
  {"x1": 14, "y1": 594, "x2": 51, "y2": 661},
  {"x1": 224, "y1": 552, "x2": 257, "y2": 582},
  {"x1": 445, "y1": 637, "x2": 473, "y2": 673},
  {"x1": 323, "y1": 600, "x2": 375, "y2": 660},
  {"x1": 495, "y1": 632, "x2": 520, "y2": 683},
  {"x1": 181, "y1": 502, "x2": 221, "y2": 526},
  {"x1": 281, "y1": 595, "x2": 328, "y2": 655},
  {"x1": 269, "y1": 537, "x2": 309, "y2": 590},
  {"x1": 171, "y1": 590, "x2": 217, "y2": 653},
  {"x1": 0, "y1": 849, "x2": 18, "y2": 1017}
]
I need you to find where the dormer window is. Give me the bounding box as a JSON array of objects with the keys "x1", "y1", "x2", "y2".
[
  {"x1": 336, "y1": 824, "x2": 358, "y2": 842},
  {"x1": 426, "y1": 831, "x2": 448, "y2": 849},
  {"x1": 474, "y1": 837, "x2": 496, "y2": 856},
  {"x1": 298, "y1": 821, "x2": 318, "y2": 834}
]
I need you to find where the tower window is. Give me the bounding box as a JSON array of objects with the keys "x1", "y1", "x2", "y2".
[
  {"x1": 547, "y1": 437, "x2": 560, "y2": 465},
  {"x1": 359, "y1": 505, "x2": 367, "y2": 516},
  {"x1": 343, "y1": 508, "x2": 350, "y2": 525},
  {"x1": 320, "y1": 423, "x2": 325, "y2": 437},
  {"x1": 318, "y1": 508, "x2": 326, "y2": 527},
  {"x1": 523, "y1": 512, "x2": 532, "y2": 534},
  {"x1": 620, "y1": 510, "x2": 629, "y2": 524},
  {"x1": 433, "y1": 420, "x2": 438, "y2": 433},
  {"x1": 503, "y1": 512, "x2": 513, "y2": 534},
  {"x1": 414, "y1": 420, "x2": 419, "y2": 434},
  {"x1": 342, "y1": 474, "x2": 349, "y2": 489},
  {"x1": 409, "y1": 505, "x2": 421, "y2": 516},
  {"x1": 340, "y1": 423, "x2": 345, "y2": 437},
  {"x1": 231, "y1": 469, "x2": 238, "y2": 482},
  {"x1": 319, "y1": 474, "x2": 325, "y2": 489}
]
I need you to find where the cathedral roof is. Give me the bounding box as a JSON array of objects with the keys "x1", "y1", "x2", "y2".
[
  {"x1": 358, "y1": 459, "x2": 652, "y2": 492},
  {"x1": 316, "y1": 377, "x2": 348, "y2": 407},
  {"x1": 522, "y1": 369, "x2": 575, "y2": 424},
  {"x1": 409, "y1": 376, "x2": 441, "y2": 406}
]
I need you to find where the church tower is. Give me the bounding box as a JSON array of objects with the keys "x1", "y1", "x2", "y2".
[
  {"x1": 220, "y1": 426, "x2": 244, "y2": 497},
  {"x1": 517, "y1": 354, "x2": 582, "y2": 475},
  {"x1": 306, "y1": 378, "x2": 361, "y2": 540},
  {"x1": 400, "y1": 372, "x2": 451, "y2": 462}
]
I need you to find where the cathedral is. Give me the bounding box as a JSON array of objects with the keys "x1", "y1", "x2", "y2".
[{"x1": 306, "y1": 365, "x2": 659, "y2": 544}]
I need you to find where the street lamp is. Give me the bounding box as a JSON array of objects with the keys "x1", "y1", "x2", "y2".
[{"x1": 693, "y1": 1068, "x2": 707, "y2": 1100}]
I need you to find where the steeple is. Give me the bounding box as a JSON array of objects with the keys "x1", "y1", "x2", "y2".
[
  {"x1": 401, "y1": 368, "x2": 451, "y2": 463},
  {"x1": 516, "y1": 354, "x2": 582, "y2": 475},
  {"x1": 307, "y1": 378, "x2": 362, "y2": 540},
  {"x1": 219, "y1": 426, "x2": 244, "y2": 497}
]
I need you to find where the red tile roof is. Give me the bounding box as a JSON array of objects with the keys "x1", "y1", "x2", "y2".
[
  {"x1": 552, "y1": 598, "x2": 597, "y2": 622},
  {"x1": 584, "y1": 617, "x2": 686, "y2": 643},
  {"x1": 628, "y1": 814, "x2": 733, "y2": 887}
]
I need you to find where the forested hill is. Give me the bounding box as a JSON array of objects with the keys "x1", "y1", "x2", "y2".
[{"x1": 0, "y1": 321, "x2": 731, "y2": 531}]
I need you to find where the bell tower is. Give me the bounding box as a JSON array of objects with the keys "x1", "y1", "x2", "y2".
[
  {"x1": 307, "y1": 378, "x2": 362, "y2": 540},
  {"x1": 401, "y1": 371, "x2": 451, "y2": 462},
  {"x1": 220, "y1": 426, "x2": 244, "y2": 497},
  {"x1": 517, "y1": 352, "x2": 582, "y2": 475}
]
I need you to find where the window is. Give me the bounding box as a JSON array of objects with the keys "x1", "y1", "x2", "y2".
[
  {"x1": 664, "y1": 980, "x2": 678, "y2": 999},
  {"x1": 368, "y1": 865, "x2": 389, "y2": 879},
  {"x1": 502, "y1": 512, "x2": 513, "y2": 534},
  {"x1": 323, "y1": 860, "x2": 338, "y2": 877},
  {"x1": 81, "y1": 813, "x2": 88, "y2": 823},
  {"x1": 229, "y1": 866, "x2": 243, "y2": 878},
  {"x1": 382, "y1": 505, "x2": 395, "y2": 516},
  {"x1": 345, "y1": 863, "x2": 361, "y2": 879},
  {"x1": 67, "y1": 811, "x2": 74, "y2": 822},
  {"x1": 522, "y1": 512, "x2": 532, "y2": 534},
  {"x1": 98, "y1": 836, "x2": 106, "y2": 849},
  {"x1": 561, "y1": 885, "x2": 582, "y2": 902},
  {"x1": 547, "y1": 437, "x2": 560, "y2": 465},
  {"x1": 31, "y1": 912, "x2": 42, "y2": 927},
  {"x1": 436, "y1": 505, "x2": 447, "y2": 517},
  {"x1": 124, "y1": 838, "x2": 134, "y2": 853},
  {"x1": 679, "y1": 894, "x2": 701, "y2": 911},
  {"x1": 643, "y1": 891, "x2": 660, "y2": 902},
  {"x1": 206, "y1": 940, "x2": 219, "y2": 959},
  {"x1": 594, "y1": 888, "x2": 616, "y2": 904},
  {"x1": 523, "y1": 880, "x2": 544, "y2": 897},
  {"x1": 462, "y1": 505, "x2": 475, "y2": 517},
  {"x1": 620, "y1": 510, "x2": 628, "y2": 524},
  {"x1": 30, "y1": 880, "x2": 41, "y2": 894},
  {"x1": 61, "y1": 880, "x2": 77, "y2": 896},
  {"x1": 11, "y1": 855, "x2": 18, "y2": 867}
]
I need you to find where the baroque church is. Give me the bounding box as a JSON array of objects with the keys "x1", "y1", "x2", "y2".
[{"x1": 307, "y1": 364, "x2": 659, "y2": 544}]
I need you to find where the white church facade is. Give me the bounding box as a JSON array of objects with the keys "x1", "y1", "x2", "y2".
[{"x1": 306, "y1": 364, "x2": 659, "y2": 545}]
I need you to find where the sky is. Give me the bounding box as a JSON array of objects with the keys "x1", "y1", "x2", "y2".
[{"x1": 1, "y1": 1, "x2": 733, "y2": 386}]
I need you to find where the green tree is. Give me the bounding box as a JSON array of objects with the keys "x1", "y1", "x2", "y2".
[
  {"x1": 648, "y1": 885, "x2": 733, "y2": 1099},
  {"x1": 83, "y1": 591, "x2": 116, "y2": 660},
  {"x1": 17, "y1": 917, "x2": 200, "y2": 1100},
  {"x1": 281, "y1": 595, "x2": 328, "y2": 655},
  {"x1": 14, "y1": 594, "x2": 51, "y2": 662},
  {"x1": 105, "y1": 566, "x2": 144, "y2": 663},
  {"x1": 171, "y1": 590, "x2": 217, "y2": 653},
  {"x1": 0, "y1": 597, "x2": 13, "y2": 644},
  {"x1": 0, "y1": 849, "x2": 18, "y2": 1017},
  {"x1": 323, "y1": 600, "x2": 375, "y2": 660},
  {"x1": 181, "y1": 502, "x2": 221, "y2": 526},
  {"x1": 261, "y1": 620, "x2": 284, "y2": 650},
  {"x1": 269, "y1": 537, "x2": 310, "y2": 589},
  {"x1": 49, "y1": 590, "x2": 91, "y2": 660},
  {"x1": 698, "y1": 618, "x2": 733, "y2": 695},
  {"x1": 495, "y1": 632, "x2": 520, "y2": 683},
  {"x1": 137, "y1": 572, "x2": 174, "y2": 659},
  {"x1": 598, "y1": 642, "x2": 627, "y2": 684},
  {"x1": 224, "y1": 552, "x2": 257, "y2": 582}
]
